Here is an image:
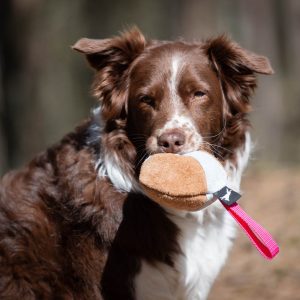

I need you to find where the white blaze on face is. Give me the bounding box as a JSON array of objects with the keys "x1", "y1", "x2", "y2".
[
  {"x1": 169, "y1": 55, "x2": 182, "y2": 110},
  {"x1": 153, "y1": 54, "x2": 203, "y2": 153}
]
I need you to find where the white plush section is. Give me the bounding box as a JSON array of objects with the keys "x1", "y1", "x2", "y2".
[{"x1": 185, "y1": 151, "x2": 227, "y2": 194}]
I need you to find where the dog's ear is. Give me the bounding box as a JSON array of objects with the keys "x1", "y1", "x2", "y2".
[
  {"x1": 72, "y1": 27, "x2": 146, "y2": 71},
  {"x1": 72, "y1": 27, "x2": 147, "y2": 125},
  {"x1": 203, "y1": 35, "x2": 273, "y2": 114}
]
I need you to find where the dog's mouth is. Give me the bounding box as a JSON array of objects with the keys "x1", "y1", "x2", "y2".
[{"x1": 132, "y1": 131, "x2": 216, "y2": 172}]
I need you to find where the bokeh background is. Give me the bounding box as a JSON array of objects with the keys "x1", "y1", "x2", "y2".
[{"x1": 1, "y1": 0, "x2": 299, "y2": 299}]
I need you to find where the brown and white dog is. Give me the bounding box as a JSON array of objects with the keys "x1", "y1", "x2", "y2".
[{"x1": 0, "y1": 28, "x2": 273, "y2": 299}]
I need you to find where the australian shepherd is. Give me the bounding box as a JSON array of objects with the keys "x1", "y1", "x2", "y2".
[{"x1": 0, "y1": 27, "x2": 273, "y2": 299}]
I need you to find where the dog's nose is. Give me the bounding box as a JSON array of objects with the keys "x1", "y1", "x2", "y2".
[{"x1": 158, "y1": 130, "x2": 186, "y2": 153}]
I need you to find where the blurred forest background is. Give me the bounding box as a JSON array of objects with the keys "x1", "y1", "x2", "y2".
[{"x1": 0, "y1": 0, "x2": 299, "y2": 299}]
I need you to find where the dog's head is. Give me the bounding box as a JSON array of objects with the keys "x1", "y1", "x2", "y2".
[{"x1": 73, "y1": 27, "x2": 273, "y2": 190}]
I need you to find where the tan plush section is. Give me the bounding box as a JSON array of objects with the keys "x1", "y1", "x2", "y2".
[
  {"x1": 139, "y1": 153, "x2": 208, "y2": 211},
  {"x1": 141, "y1": 185, "x2": 208, "y2": 211}
]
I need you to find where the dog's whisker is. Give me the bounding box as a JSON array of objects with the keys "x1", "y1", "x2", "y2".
[
  {"x1": 202, "y1": 141, "x2": 233, "y2": 154},
  {"x1": 200, "y1": 142, "x2": 226, "y2": 159},
  {"x1": 136, "y1": 151, "x2": 149, "y2": 167}
]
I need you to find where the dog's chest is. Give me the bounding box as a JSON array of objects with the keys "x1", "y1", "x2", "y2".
[{"x1": 134, "y1": 204, "x2": 236, "y2": 300}]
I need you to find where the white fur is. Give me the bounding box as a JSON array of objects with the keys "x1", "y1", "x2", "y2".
[
  {"x1": 169, "y1": 55, "x2": 181, "y2": 109},
  {"x1": 97, "y1": 155, "x2": 134, "y2": 192},
  {"x1": 97, "y1": 152, "x2": 142, "y2": 193},
  {"x1": 135, "y1": 133, "x2": 252, "y2": 300},
  {"x1": 93, "y1": 107, "x2": 140, "y2": 193}
]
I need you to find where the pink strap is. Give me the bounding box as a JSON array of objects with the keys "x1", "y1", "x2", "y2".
[{"x1": 221, "y1": 202, "x2": 279, "y2": 260}]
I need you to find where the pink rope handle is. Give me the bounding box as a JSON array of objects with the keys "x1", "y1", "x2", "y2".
[{"x1": 221, "y1": 202, "x2": 279, "y2": 260}]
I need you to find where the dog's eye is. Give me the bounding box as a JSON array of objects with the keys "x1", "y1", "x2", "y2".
[
  {"x1": 194, "y1": 91, "x2": 206, "y2": 98},
  {"x1": 140, "y1": 95, "x2": 155, "y2": 107}
]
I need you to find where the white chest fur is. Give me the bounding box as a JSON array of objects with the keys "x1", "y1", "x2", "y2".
[{"x1": 134, "y1": 204, "x2": 236, "y2": 300}]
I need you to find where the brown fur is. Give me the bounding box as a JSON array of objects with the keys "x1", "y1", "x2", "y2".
[{"x1": 0, "y1": 121, "x2": 123, "y2": 299}]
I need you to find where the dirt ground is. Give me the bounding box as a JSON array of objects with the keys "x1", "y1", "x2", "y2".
[{"x1": 209, "y1": 166, "x2": 300, "y2": 300}]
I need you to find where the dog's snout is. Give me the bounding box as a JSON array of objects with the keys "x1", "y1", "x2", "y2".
[{"x1": 158, "y1": 130, "x2": 186, "y2": 153}]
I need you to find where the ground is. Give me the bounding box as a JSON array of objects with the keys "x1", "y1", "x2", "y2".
[{"x1": 209, "y1": 166, "x2": 300, "y2": 300}]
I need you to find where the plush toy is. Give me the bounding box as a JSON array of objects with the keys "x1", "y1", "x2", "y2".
[{"x1": 139, "y1": 151, "x2": 279, "y2": 260}]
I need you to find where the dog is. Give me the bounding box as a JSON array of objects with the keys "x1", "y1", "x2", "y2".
[{"x1": 0, "y1": 27, "x2": 273, "y2": 299}]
